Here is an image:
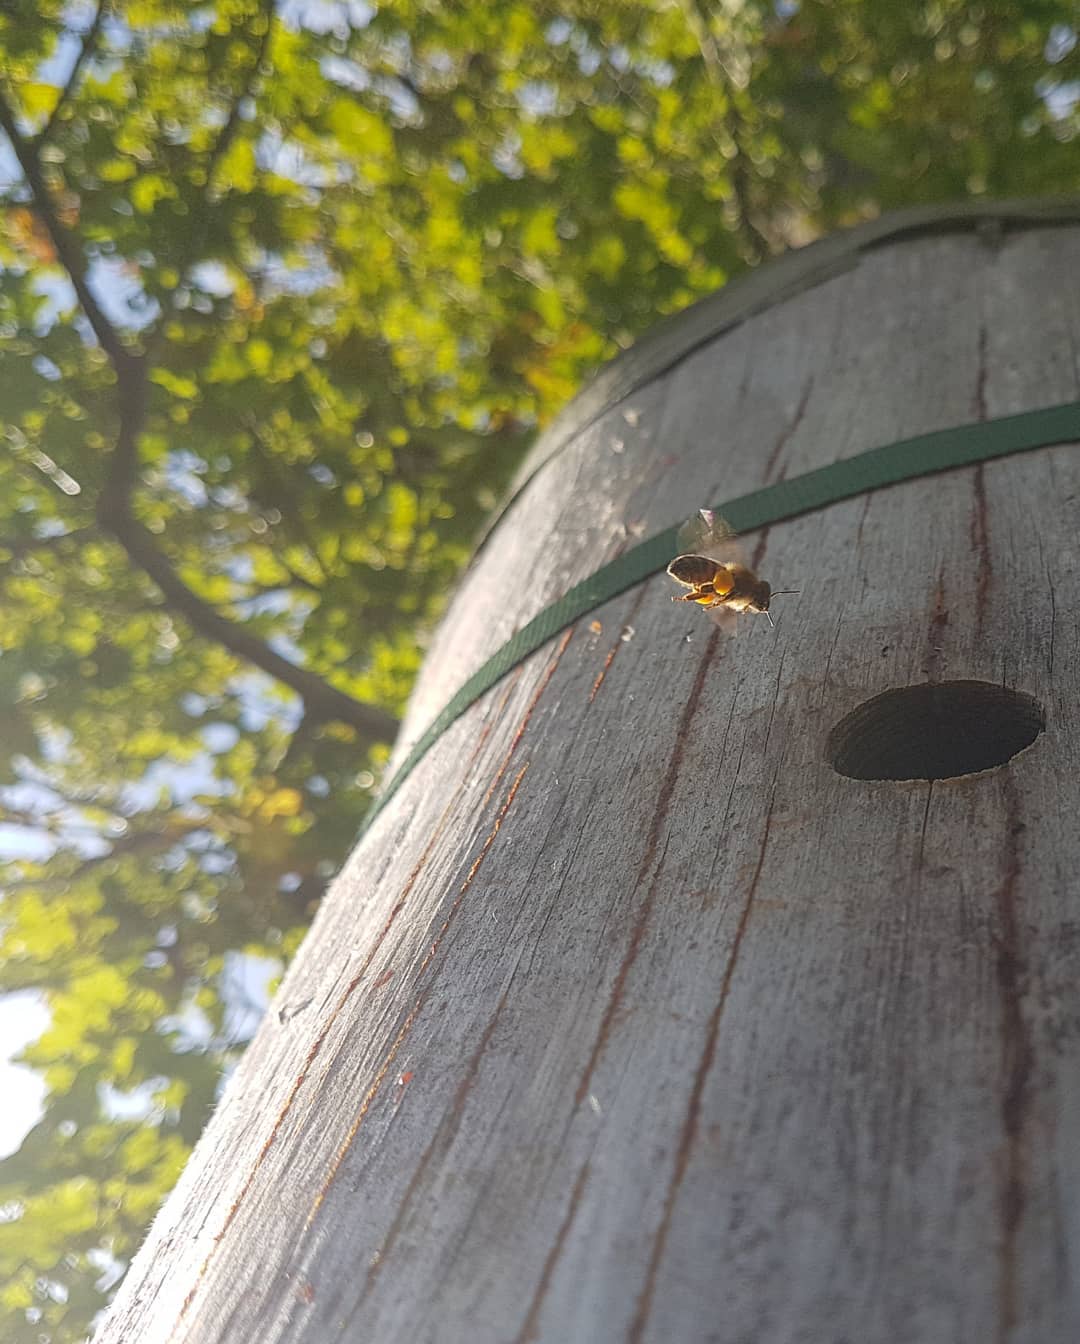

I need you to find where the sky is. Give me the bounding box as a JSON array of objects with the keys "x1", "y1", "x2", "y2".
[{"x1": 0, "y1": 992, "x2": 50, "y2": 1159}]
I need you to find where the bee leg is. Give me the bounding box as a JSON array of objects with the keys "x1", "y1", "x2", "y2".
[{"x1": 672, "y1": 586, "x2": 713, "y2": 603}]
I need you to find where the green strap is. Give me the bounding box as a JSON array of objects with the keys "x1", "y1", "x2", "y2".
[{"x1": 365, "y1": 399, "x2": 1080, "y2": 830}]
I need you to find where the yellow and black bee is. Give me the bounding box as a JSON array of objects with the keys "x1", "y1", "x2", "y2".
[{"x1": 666, "y1": 510, "x2": 798, "y2": 628}]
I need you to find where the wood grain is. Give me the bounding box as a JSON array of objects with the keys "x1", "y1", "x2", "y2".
[{"x1": 97, "y1": 222, "x2": 1080, "y2": 1344}]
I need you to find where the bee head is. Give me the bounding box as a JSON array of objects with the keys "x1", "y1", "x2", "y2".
[
  {"x1": 758, "y1": 582, "x2": 800, "y2": 626},
  {"x1": 747, "y1": 579, "x2": 773, "y2": 614}
]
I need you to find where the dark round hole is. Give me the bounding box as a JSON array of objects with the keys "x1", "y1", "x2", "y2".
[{"x1": 827, "y1": 681, "x2": 1045, "y2": 781}]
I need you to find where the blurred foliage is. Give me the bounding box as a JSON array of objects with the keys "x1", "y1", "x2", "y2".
[{"x1": 0, "y1": 0, "x2": 1078, "y2": 1337}]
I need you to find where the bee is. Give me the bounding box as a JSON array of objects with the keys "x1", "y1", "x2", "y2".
[{"x1": 666, "y1": 510, "x2": 798, "y2": 629}]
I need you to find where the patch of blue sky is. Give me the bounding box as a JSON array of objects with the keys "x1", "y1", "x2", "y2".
[
  {"x1": 267, "y1": 630, "x2": 309, "y2": 665},
  {"x1": 35, "y1": 28, "x2": 84, "y2": 89},
  {"x1": 517, "y1": 81, "x2": 559, "y2": 118},
  {"x1": 493, "y1": 132, "x2": 525, "y2": 180},
  {"x1": 32, "y1": 353, "x2": 62, "y2": 381},
  {"x1": 0, "y1": 776, "x2": 116, "y2": 862},
  {"x1": 158, "y1": 997, "x2": 214, "y2": 1054},
  {"x1": 268, "y1": 254, "x2": 340, "y2": 295},
  {"x1": 0, "y1": 948, "x2": 279, "y2": 1160},
  {"x1": 1046, "y1": 24, "x2": 1077, "y2": 64},
  {"x1": 0, "y1": 822, "x2": 55, "y2": 861},
  {"x1": 0, "y1": 135, "x2": 20, "y2": 191},
  {"x1": 220, "y1": 950, "x2": 282, "y2": 1044},
  {"x1": 321, "y1": 53, "x2": 371, "y2": 93},
  {"x1": 228, "y1": 670, "x2": 303, "y2": 733},
  {"x1": 31, "y1": 256, "x2": 159, "y2": 337},
  {"x1": 31, "y1": 3, "x2": 131, "y2": 115},
  {"x1": 161, "y1": 449, "x2": 210, "y2": 508},
  {"x1": 1037, "y1": 77, "x2": 1080, "y2": 122},
  {"x1": 189, "y1": 260, "x2": 236, "y2": 299},
  {"x1": 180, "y1": 674, "x2": 301, "y2": 735},
  {"x1": 256, "y1": 128, "x2": 334, "y2": 189},
  {"x1": 236, "y1": 590, "x2": 300, "y2": 619},
  {"x1": 98, "y1": 1076, "x2": 167, "y2": 1123},
  {"x1": 89, "y1": 255, "x2": 160, "y2": 327},
  {"x1": 0, "y1": 991, "x2": 51, "y2": 1160},
  {"x1": 117, "y1": 752, "x2": 235, "y2": 814},
  {"x1": 283, "y1": 0, "x2": 375, "y2": 37},
  {"x1": 200, "y1": 722, "x2": 241, "y2": 754}
]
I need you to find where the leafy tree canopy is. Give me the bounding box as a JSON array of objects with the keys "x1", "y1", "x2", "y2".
[{"x1": 0, "y1": 0, "x2": 1077, "y2": 1337}]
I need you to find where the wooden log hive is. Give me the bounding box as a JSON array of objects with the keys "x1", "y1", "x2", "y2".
[{"x1": 99, "y1": 201, "x2": 1080, "y2": 1344}]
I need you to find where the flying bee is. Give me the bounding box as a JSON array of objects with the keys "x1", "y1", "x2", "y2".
[{"x1": 666, "y1": 509, "x2": 799, "y2": 629}]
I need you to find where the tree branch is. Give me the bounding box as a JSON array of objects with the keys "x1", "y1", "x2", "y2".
[
  {"x1": 37, "y1": 0, "x2": 111, "y2": 146},
  {"x1": 94, "y1": 380, "x2": 397, "y2": 744},
  {"x1": 1, "y1": 41, "x2": 397, "y2": 749},
  {"x1": 0, "y1": 84, "x2": 129, "y2": 366}
]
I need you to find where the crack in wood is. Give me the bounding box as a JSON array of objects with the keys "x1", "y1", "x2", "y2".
[
  {"x1": 974, "y1": 323, "x2": 990, "y2": 421},
  {"x1": 589, "y1": 588, "x2": 647, "y2": 704},
  {"x1": 481, "y1": 629, "x2": 575, "y2": 810},
  {"x1": 575, "y1": 627, "x2": 722, "y2": 1108},
  {"x1": 821, "y1": 615, "x2": 844, "y2": 708},
  {"x1": 915, "y1": 781, "x2": 934, "y2": 880},
  {"x1": 971, "y1": 464, "x2": 992, "y2": 638},
  {"x1": 762, "y1": 375, "x2": 815, "y2": 483},
  {"x1": 855, "y1": 491, "x2": 873, "y2": 549},
  {"x1": 747, "y1": 377, "x2": 814, "y2": 572},
  {"x1": 628, "y1": 782, "x2": 779, "y2": 1343},
  {"x1": 995, "y1": 772, "x2": 1033, "y2": 1344},
  {"x1": 926, "y1": 566, "x2": 949, "y2": 682},
  {"x1": 356, "y1": 975, "x2": 521, "y2": 1312},
  {"x1": 513, "y1": 1160, "x2": 592, "y2": 1344},
  {"x1": 305, "y1": 766, "x2": 530, "y2": 1229},
  {"x1": 970, "y1": 324, "x2": 993, "y2": 639}
]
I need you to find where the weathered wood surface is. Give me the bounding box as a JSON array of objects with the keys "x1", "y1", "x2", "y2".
[{"x1": 99, "y1": 222, "x2": 1080, "y2": 1344}]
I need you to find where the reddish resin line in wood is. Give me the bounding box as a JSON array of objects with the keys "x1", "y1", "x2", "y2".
[
  {"x1": 481, "y1": 628, "x2": 575, "y2": 811},
  {"x1": 762, "y1": 374, "x2": 815, "y2": 484},
  {"x1": 995, "y1": 771, "x2": 1033, "y2": 1344},
  {"x1": 971, "y1": 325, "x2": 992, "y2": 638},
  {"x1": 971, "y1": 463, "x2": 992, "y2": 637},
  {"x1": 513, "y1": 1160, "x2": 593, "y2": 1344},
  {"x1": 628, "y1": 786, "x2": 778, "y2": 1343},
  {"x1": 589, "y1": 588, "x2": 647, "y2": 704},
  {"x1": 359, "y1": 978, "x2": 520, "y2": 1306},
  {"x1": 926, "y1": 566, "x2": 949, "y2": 683},
  {"x1": 305, "y1": 765, "x2": 530, "y2": 1226},
  {"x1": 575, "y1": 627, "x2": 722, "y2": 1108}
]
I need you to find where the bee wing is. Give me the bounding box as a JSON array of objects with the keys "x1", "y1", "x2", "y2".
[
  {"x1": 707, "y1": 604, "x2": 741, "y2": 635},
  {"x1": 666, "y1": 553, "x2": 732, "y2": 591},
  {"x1": 675, "y1": 509, "x2": 745, "y2": 564}
]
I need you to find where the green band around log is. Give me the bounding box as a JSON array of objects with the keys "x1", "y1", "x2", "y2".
[{"x1": 364, "y1": 398, "x2": 1080, "y2": 831}]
